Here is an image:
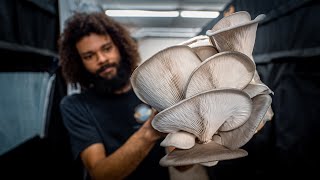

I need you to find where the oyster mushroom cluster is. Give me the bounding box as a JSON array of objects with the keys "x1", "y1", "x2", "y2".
[{"x1": 130, "y1": 11, "x2": 274, "y2": 167}]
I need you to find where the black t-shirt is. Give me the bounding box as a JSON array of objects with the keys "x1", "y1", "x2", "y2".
[{"x1": 60, "y1": 88, "x2": 169, "y2": 180}]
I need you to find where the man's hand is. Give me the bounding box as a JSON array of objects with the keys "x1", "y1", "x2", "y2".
[{"x1": 140, "y1": 109, "x2": 166, "y2": 142}]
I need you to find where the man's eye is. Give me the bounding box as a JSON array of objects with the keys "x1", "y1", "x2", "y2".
[
  {"x1": 83, "y1": 55, "x2": 93, "y2": 60},
  {"x1": 102, "y1": 46, "x2": 112, "y2": 52}
]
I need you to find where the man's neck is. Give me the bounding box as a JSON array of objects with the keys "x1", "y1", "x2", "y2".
[{"x1": 114, "y1": 82, "x2": 132, "y2": 94}]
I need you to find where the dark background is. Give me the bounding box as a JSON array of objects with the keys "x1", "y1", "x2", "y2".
[{"x1": 0, "y1": 0, "x2": 319, "y2": 179}]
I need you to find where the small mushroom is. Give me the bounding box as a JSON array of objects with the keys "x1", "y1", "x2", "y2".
[
  {"x1": 159, "y1": 140, "x2": 248, "y2": 166},
  {"x1": 130, "y1": 45, "x2": 201, "y2": 111},
  {"x1": 161, "y1": 131, "x2": 196, "y2": 150},
  {"x1": 218, "y1": 94, "x2": 272, "y2": 149},
  {"x1": 206, "y1": 11, "x2": 266, "y2": 60},
  {"x1": 152, "y1": 88, "x2": 252, "y2": 143},
  {"x1": 184, "y1": 51, "x2": 256, "y2": 99},
  {"x1": 179, "y1": 35, "x2": 218, "y2": 62},
  {"x1": 243, "y1": 83, "x2": 274, "y2": 98},
  {"x1": 178, "y1": 35, "x2": 210, "y2": 46}
]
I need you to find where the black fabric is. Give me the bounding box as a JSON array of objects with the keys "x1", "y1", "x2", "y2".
[
  {"x1": 0, "y1": 0, "x2": 59, "y2": 53},
  {"x1": 253, "y1": 0, "x2": 320, "y2": 63},
  {"x1": 0, "y1": 48, "x2": 58, "y2": 72},
  {"x1": 60, "y1": 88, "x2": 169, "y2": 180},
  {"x1": 45, "y1": 66, "x2": 84, "y2": 180}
]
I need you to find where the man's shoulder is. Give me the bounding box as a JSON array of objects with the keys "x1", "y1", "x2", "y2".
[{"x1": 60, "y1": 92, "x2": 88, "y2": 108}]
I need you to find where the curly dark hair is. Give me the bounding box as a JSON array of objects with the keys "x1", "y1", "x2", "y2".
[{"x1": 58, "y1": 12, "x2": 141, "y2": 88}]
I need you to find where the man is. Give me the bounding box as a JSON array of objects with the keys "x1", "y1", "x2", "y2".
[{"x1": 58, "y1": 12, "x2": 169, "y2": 180}]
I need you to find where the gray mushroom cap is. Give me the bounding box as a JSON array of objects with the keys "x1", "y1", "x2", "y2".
[
  {"x1": 184, "y1": 51, "x2": 256, "y2": 99},
  {"x1": 159, "y1": 140, "x2": 248, "y2": 167},
  {"x1": 152, "y1": 88, "x2": 252, "y2": 143},
  {"x1": 206, "y1": 12, "x2": 266, "y2": 60},
  {"x1": 160, "y1": 131, "x2": 196, "y2": 150},
  {"x1": 218, "y1": 94, "x2": 272, "y2": 149},
  {"x1": 130, "y1": 45, "x2": 201, "y2": 111}
]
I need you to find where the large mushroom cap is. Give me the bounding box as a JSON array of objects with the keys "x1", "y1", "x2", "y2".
[
  {"x1": 159, "y1": 140, "x2": 248, "y2": 166},
  {"x1": 152, "y1": 88, "x2": 252, "y2": 143},
  {"x1": 184, "y1": 51, "x2": 255, "y2": 99},
  {"x1": 160, "y1": 131, "x2": 196, "y2": 150},
  {"x1": 219, "y1": 94, "x2": 272, "y2": 149},
  {"x1": 206, "y1": 12, "x2": 266, "y2": 59},
  {"x1": 130, "y1": 45, "x2": 201, "y2": 111}
]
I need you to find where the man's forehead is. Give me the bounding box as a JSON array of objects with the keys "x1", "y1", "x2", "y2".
[{"x1": 77, "y1": 33, "x2": 113, "y2": 53}]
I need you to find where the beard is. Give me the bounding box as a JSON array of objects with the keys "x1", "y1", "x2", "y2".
[{"x1": 86, "y1": 58, "x2": 132, "y2": 95}]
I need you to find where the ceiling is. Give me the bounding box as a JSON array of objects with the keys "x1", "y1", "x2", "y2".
[{"x1": 84, "y1": 0, "x2": 232, "y2": 38}]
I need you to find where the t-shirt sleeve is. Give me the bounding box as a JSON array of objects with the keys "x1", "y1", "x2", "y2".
[{"x1": 60, "y1": 95, "x2": 101, "y2": 160}]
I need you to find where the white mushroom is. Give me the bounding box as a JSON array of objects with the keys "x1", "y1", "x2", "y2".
[
  {"x1": 129, "y1": 10, "x2": 274, "y2": 169},
  {"x1": 159, "y1": 140, "x2": 248, "y2": 166},
  {"x1": 206, "y1": 11, "x2": 266, "y2": 60},
  {"x1": 160, "y1": 131, "x2": 196, "y2": 150},
  {"x1": 130, "y1": 45, "x2": 201, "y2": 111},
  {"x1": 184, "y1": 51, "x2": 255, "y2": 100},
  {"x1": 152, "y1": 89, "x2": 252, "y2": 143},
  {"x1": 218, "y1": 94, "x2": 272, "y2": 149}
]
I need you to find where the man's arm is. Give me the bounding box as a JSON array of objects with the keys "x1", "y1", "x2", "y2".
[{"x1": 80, "y1": 115, "x2": 163, "y2": 180}]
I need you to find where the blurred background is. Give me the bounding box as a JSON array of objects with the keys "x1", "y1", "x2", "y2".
[
  {"x1": 58, "y1": 0, "x2": 231, "y2": 61},
  {"x1": 0, "y1": 0, "x2": 319, "y2": 179}
]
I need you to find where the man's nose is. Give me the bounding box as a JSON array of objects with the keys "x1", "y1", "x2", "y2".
[{"x1": 97, "y1": 51, "x2": 108, "y2": 64}]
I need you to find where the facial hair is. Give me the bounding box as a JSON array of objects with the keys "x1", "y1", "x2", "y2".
[{"x1": 87, "y1": 58, "x2": 131, "y2": 95}]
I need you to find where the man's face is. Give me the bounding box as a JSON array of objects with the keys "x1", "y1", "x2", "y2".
[{"x1": 76, "y1": 33, "x2": 121, "y2": 80}]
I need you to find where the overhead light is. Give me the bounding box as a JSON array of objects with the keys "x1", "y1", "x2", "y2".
[
  {"x1": 105, "y1": 10, "x2": 179, "y2": 17},
  {"x1": 180, "y1": 11, "x2": 220, "y2": 18},
  {"x1": 132, "y1": 27, "x2": 202, "y2": 38}
]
